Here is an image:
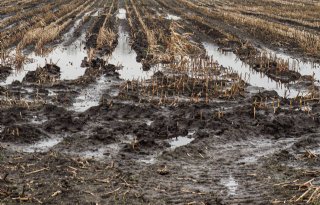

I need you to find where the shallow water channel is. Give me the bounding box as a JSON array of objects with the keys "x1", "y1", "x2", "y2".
[
  {"x1": 203, "y1": 42, "x2": 315, "y2": 98},
  {"x1": 0, "y1": 11, "x2": 95, "y2": 86},
  {"x1": 105, "y1": 8, "x2": 161, "y2": 81}
]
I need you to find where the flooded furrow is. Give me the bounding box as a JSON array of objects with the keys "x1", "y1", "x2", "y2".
[
  {"x1": 71, "y1": 7, "x2": 158, "y2": 112},
  {"x1": 261, "y1": 47, "x2": 320, "y2": 82},
  {"x1": 104, "y1": 8, "x2": 161, "y2": 81},
  {"x1": 203, "y1": 42, "x2": 303, "y2": 98},
  {"x1": 0, "y1": 11, "x2": 96, "y2": 86}
]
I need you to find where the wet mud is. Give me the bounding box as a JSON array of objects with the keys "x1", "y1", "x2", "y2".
[
  {"x1": 1, "y1": 2, "x2": 320, "y2": 205},
  {"x1": 1, "y1": 90, "x2": 320, "y2": 204},
  {"x1": 0, "y1": 66, "x2": 12, "y2": 82}
]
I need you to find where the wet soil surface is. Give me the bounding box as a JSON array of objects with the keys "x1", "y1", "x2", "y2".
[
  {"x1": 1, "y1": 76, "x2": 320, "y2": 204},
  {"x1": 0, "y1": 66, "x2": 12, "y2": 82},
  {"x1": 1, "y1": 3, "x2": 320, "y2": 205}
]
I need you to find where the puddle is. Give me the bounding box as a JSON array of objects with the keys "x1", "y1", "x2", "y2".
[
  {"x1": 31, "y1": 115, "x2": 48, "y2": 125},
  {"x1": 117, "y1": 8, "x2": 126, "y2": 19},
  {"x1": 92, "y1": 9, "x2": 101, "y2": 17},
  {"x1": 71, "y1": 143, "x2": 120, "y2": 160},
  {"x1": 166, "y1": 14, "x2": 181, "y2": 20},
  {"x1": 138, "y1": 135, "x2": 195, "y2": 163},
  {"x1": 203, "y1": 42, "x2": 303, "y2": 98},
  {"x1": 139, "y1": 130, "x2": 196, "y2": 164},
  {"x1": 139, "y1": 155, "x2": 157, "y2": 164},
  {"x1": 261, "y1": 49, "x2": 320, "y2": 93},
  {"x1": 169, "y1": 136, "x2": 194, "y2": 149},
  {"x1": 168, "y1": 130, "x2": 196, "y2": 149},
  {"x1": 79, "y1": 147, "x2": 107, "y2": 159},
  {"x1": 262, "y1": 48, "x2": 320, "y2": 80},
  {"x1": 106, "y1": 24, "x2": 157, "y2": 81},
  {"x1": 105, "y1": 8, "x2": 161, "y2": 81},
  {"x1": 310, "y1": 146, "x2": 320, "y2": 155},
  {"x1": 221, "y1": 175, "x2": 239, "y2": 196},
  {"x1": 145, "y1": 119, "x2": 153, "y2": 126},
  {"x1": 238, "y1": 156, "x2": 258, "y2": 164},
  {"x1": 71, "y1": 76, "x2": 119, "y2": 112},
  {"x1": 118, "y1": 134, "x2": 135, "y2": 144},
  {"x1": 1, "y1": 137, "x2": 63, "y2": 153}
]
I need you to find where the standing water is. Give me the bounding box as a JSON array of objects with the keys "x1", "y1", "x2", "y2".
[
  {"x1": 105, "y1": 8, "x2": 160, "y2": 81},
  {"x1": 221, "y1": 175, "x2": 239, "y2": 196},
  {"x1": 261, "y1": 47, "x2": 320, "y2": 84},
  {"x1": 203, "y1": 42, "x2": 304, "y2": 98},
  {"x1": 0, "y1": 11, "x2": 96, "y2": 86},
  {"x1": 71, "y1": 76, "x2": 119, "y2": 112},
  {"x1": 71, "y1": 8, "x2": 158, "y2": 112}
]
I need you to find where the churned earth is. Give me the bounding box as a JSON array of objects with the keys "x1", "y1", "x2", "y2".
[{"x1": 1, "y1": 0, "x2": 320, "y2": 204}]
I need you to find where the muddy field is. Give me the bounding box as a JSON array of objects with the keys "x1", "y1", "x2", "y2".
[{"x1": 1, "y1": 0, "x2": 320, "y2": 204}]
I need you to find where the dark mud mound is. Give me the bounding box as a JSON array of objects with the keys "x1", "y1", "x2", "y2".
[
  {"x1": 88, "y1": 126, "x2": 117, "y2": 144},
  {"x1": 86, "y1": 15, "x2": 105, "y2": 49},
  {"x1": 139, "y1": 117, "x2": 188, "y2": 139},
  {"x1": 132, "y1": 31, "x2": 148, "y2": 62},
  {"x1": 86, "y1": 11, "x2": 118, "y2": 54},
  {"x1": 100, "y1": 63, "x2": 119, "y2": 76},
  {"x1": 51, "y1": 91, "x2": 78, "y2": 106},
  {"x1": 81, "y1": 58, "x2": 119, "y2": 76},
  {"x1": 236, "y1": 43, "x2": 259, "y2": 61},
  {"x1": 261, "y1": 113, "x2": 317, "y2": 139},
  {"x1": 99, "y1": 16, "x2": 118, "y2": 55},
  {"x1": 0, "y1": 66, "x2": 12, "y2": 81},
  {"x1": 0, "y1": 107, "x2": 28, "y2": 125},
  {"x1": 97, "y1": 103, "x2": 157, "y2": 119},
  {"x1": 0, "y1": 86, "x2": 5, "y2": 95},
  {"x1": 253, "y1": 90, "x2": 279, "y2": 99},
  {"x1": 0, "y1": 124, "x2": 47, "y2": 144},
  {"x1": 292, "y1": 134, "x2": 320, "y2": 150},
  {"x1": 252, "y1": 61, "x2": 301, "y2": 83},
  {"x1": 41, "y1": 105, "x2": 86, "y2": 133},
  {"x1": 42, "y1": 104, "x2": 69, "y2": 116},
  {"x1": 23, "y1": 64, "x2": 60, "y2": 83},
  {"x1": 0, "y1": 151, "x2": 146, "y2": 205},
  {"x1": 127, "y1": 12, "x2": 152, "y2": 69},
  {"x1": 43, "y1": 113, "x2": 85, "y2": 134}
]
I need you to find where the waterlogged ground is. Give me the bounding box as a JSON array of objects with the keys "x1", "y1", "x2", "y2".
[{"x1": 1, "y1": 4, "x2": 320, "y2": 205}]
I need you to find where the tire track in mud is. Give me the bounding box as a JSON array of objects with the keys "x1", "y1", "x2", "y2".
[
  {"x1": 121, "y1": 108, "x2": 318, "y2": 204},
  {"x1": 1, "y1": 80, "x2": 320, "y2": 204}
]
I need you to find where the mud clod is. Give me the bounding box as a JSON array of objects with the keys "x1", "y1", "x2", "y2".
[
  {"x1": 0, "y1": 66, "x2": 12, "y2": 81},
  {"x1": 23, "y1": 64, "x2": 60, "y2": 83},
  {"x1": 0, "y1": 125, "x2": 47, "y2": 144}
]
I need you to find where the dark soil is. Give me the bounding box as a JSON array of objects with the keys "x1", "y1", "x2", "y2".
[
  {"x1": 86, "y1": 15, "x2": 106, "y2": 49},
  {"x1": 0, "y1": 124, "x2": 47, "y2": 144},
  {"x1": 0, "y1": 66, "x2": 12, "y2": 81},
  {"x1": 23, "y1": 64, "x2": 60, "y2": 83},
  {"x1": 252, "y1": 61, "x2": 302, "y2": 83},
  {"x1": 85, "y1": 5, "x2": 118, "y2": 56},
  {"x1": 1, "y1": 79, "x2": 320, "y2": 204}
]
